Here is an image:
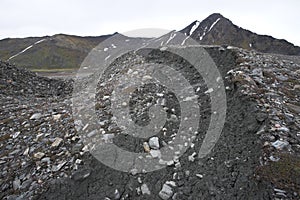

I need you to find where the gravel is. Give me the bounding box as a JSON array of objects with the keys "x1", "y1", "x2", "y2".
[{"x1": 1, "y1": 44, "x2": 300, "y2": 199}]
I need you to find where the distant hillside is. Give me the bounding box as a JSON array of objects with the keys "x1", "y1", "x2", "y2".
[
  {"x1": 180, "y1": 13, "x2": 300, "y2": 55},
  {"x1": 0, "y1": 13, "x2": 299, "y2": 71},
  {"x1": 0, "y1": 34, "x2": 113, "y2": 70}
]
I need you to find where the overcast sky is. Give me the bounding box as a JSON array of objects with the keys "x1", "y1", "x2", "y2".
[{"x1": 1, "y1": 0, "x2": 299, "y2": 46}]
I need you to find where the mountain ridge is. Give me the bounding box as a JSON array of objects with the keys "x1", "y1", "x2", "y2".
[
  {"x1": 0, "y1": 13, "x2": 299, "y2": 70},
  {"x1": 180, "y1": 13, "x2": 300, "y2": 55},
  {"x1": 0, "y1": 33, "x2": 113, "y2": 69}
]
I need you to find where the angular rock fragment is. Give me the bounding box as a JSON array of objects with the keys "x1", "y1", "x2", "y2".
[{"x1": 159, "y1": 183, "x2": 173, "y2": 200}]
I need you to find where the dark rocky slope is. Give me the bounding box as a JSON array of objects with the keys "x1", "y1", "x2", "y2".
[
  {"x1": 180, "y1": 13, "x2": 300, "y2": 55},
  {"x1": 2, "y1": 45, "x2": 300, "y2": 199}
]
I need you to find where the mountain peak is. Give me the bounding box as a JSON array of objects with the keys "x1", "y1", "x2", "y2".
[
  {"x1": 207, "y1": 13, "x2": 225, "y2": 20},
  {"x1": 180, "y1": 13, "x2": 300, "y2": 55},
  {"x1": 180, "y1": 13, "x2": 226, "y2": 38}
]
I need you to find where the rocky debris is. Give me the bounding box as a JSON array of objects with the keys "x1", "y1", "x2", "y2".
[
  {"x1": 227, "y1": 47, "x2": 300, "y2": 197},
  {"x1": 1, "y1": 45, "x2": 300, "y2": 199},
  {"x1": 0, "y1": 61, "x2": 73, "y2": 97},
  {"x1": 0, "y1": 61, "x2": 82, "y2": 199}
]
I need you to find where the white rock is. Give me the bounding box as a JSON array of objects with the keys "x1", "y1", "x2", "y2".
[
  {"x1": 165, "y1": 181, "x2": 176, "y2": 187},
  {"x1": 204, "y1": 88, "x2": 214, "y2": 94},
  {"x1": 130, "y1": 168, "x2": 138, "y2": 175},
  {"x1": 271, "y1": 140, "x2": 289, "y2": 150},
  {"x1": 196, "y1": 174, "x2": 203, "y2": 178},
  {"x1": 141, "y1": 183, "x2": 151, "y2": 195},
  {"x1": 150, "y1": 150, "x2": 161, "y2": 158},
  {"x1": 34, "y1": 152, "x2": 45, "y2": 159},
  {"x1": 149, "y1": 137, "x2": 160, "y2": 149},
  {"x1": 12, "y1": 131, "x2": 20, "y2": 139},
  {"x1": 30, "y1": 113, "x2": 42, "y2": 120},
  {"x1": 159, "y1": 184, "x2": 173, "y2": 200},
  {"x1": 51, "y1": 137, "x2": 63, "y2": 147},
  {"x1": 166, "y1": 160, "x2": 174, "y2": 166},
  {"x1": 188, "y1": 152, "x2": 197, "y2": 162},
  {"x1": 75, "y1": 159, "x2": 82, "y2": 164},
  {"x1": 277, "y1": 127, "x2": 289, "y2": 132},
  {"x1": 114, "y1": 189, "x2": 120, "y2": 199},
  {"x1": 53, "y1": 114, "x2": 62, "y2": 121},
  {"x1": 23, "y1": 147, "x2": 30, "y2": 156}
]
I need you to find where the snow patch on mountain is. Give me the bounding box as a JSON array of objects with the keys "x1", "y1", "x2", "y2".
[
  {"x1": 199, "y1": 26, "x2": 208, "y2": 41},
  {"x1": 189, "y1": 21, "x2": 200, "y2": 36},
  {"x1": 8, "y1": 39, "x2": 46, "y2": 61},
  {"x1": 166, "y1": 33, "x2": 176, "y2": 44},
  {"x1": 208, "y1": 18, "x2": 221, "y2": 32}
]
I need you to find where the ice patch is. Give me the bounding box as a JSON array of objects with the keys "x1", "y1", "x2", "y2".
[
  {"x1": 8, "y1": 38, "x2": 46, "y2": 60},
  {"x1": 189, "y1": 21, "x2": 200, "y2": 36},
  {"x1": 34, "y1": 39, "x2": 45, "y2": 44},
  {"x1": 199, "y1": 26, "x2": 207, "y2": 41},
  {"x1": 181, "y1": 36, "x2": 190, "y2": 45},
  {"x1": 208, "y1": 18, "x2": 220, "y2": 32},
  {"x1": 166, "y1": 33, "x2": 176, "y2": 44},
  {"x1": 8, "y1": 45, "x2": 33, "y2": 60}
]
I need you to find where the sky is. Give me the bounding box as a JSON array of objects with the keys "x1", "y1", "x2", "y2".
[{"x1": 0, "y1": 0, "x2": 299, "y2": 46}]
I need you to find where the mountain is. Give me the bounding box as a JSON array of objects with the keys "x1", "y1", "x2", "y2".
[
  {"x1": 180, "y1": 13, "x2": 300, "y2": 55},
  {"x1": 0, "y1": 34, "x2": 113, "y2": 70},
  {"x1": 0, "y1": 13, "x2": 299, "y2": 70}
]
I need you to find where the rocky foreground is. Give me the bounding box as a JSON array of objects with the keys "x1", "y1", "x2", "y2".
[{"x1": 1, "y1": 46, "x2": 300, "y2": 200}]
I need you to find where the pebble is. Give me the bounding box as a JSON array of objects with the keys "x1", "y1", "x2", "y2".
[
  {"x1": 196, "y1": 174, "x2": 204, "y2": 179},
  {"x1": 141, "y1": 183, "x2": 151, "y2": 195},
  {"x1": 150, "y1": 150, "x2": 161, "y2": 158},
  {"x1": 13, "y1": 179, "x2": 21, "y2": 190},
  {"x1": 41, "y1": 157, "x2": 51, "y2": 163},
  {"x1": 12, "y1": 131, "x2": 20, "y2": 139},
  {"x1": 271, "y1": 140, "x2": 289, "y2": 150},
  {"x1": 143, "y1": 142, "x2": 150, "y2": 152},
  {"x1": 51, "y1": 137, "x2": 63, "y2": 147},
  {"x1": 30, "y1": 113, "x2": 42, "y2": 120},
  {"x1": 52, "y1": 114, "x2": 62, "y2": 121},
  {"x1": 159, "y1": 183, "x2": 173, "y2": 200},
  {"x1": 114, "y1": 189, "x2": 120, "y2": 199},
  {"x1": 33, "y1": 152, "x2": 45, "y2": 159},
  {"x1": 149, "y1": 137, "x2": 160, "y2": 149}
]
